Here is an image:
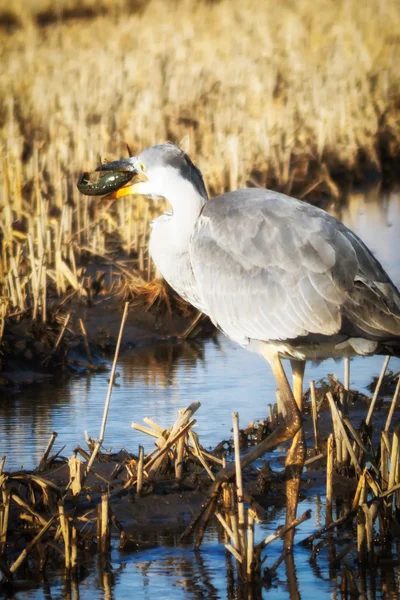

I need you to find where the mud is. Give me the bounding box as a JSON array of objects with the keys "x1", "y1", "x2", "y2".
[{"x1": 0, "y1": 279, "x2": 214, "y2": 394}]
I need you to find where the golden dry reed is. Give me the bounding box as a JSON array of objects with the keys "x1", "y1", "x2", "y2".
[{"x1": 0, "y1": 0, "x2": 400, "y2": 327}]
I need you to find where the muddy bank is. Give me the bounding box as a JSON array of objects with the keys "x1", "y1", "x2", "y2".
[{"x1": 0, "y1": 281, "x2": 214, "y2": 394}]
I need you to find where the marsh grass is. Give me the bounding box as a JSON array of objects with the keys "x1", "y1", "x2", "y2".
[{"x1": 1, "y1": 0, "x2": 400, "y2": 330}]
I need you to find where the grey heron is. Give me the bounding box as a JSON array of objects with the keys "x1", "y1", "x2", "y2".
[{"x1": 78, "y1": 143, "x2": 400, "y2": 549}]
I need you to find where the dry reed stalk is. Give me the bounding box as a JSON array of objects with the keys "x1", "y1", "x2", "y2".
[
  {"x1": 230, "y1": 505, "x2": 241, "y2": 557},
  {"x1": 79, "y1": 318, "x2": 93, "y2": 366},
  {"x1": 384, "y1": 377, "x2": 400, "y2": 432},
  {"x1": 58, "y1": 502, "x2": 70, "y2": 570},
  {"x1": 339, "y1": 392, "x2": 349, "y2": 465},
  {"x1": 215, "y1": 511, "x2": 235, "y2": 541},
  {"x1": 52, "y1": 313, "x2": 71, "y2": 353},
  {"x1": 387, "y1": 424, "x2": 400, "y2": 498},
  {"x1": 175, "y1": 431, "x2": 186, "y2": 482},
  {"x1": 0, "y1": 489, "x2": 10, "y2": 556},
  {"x1": 9, "y1": 514, "x2": 59, "y2": 577},
  {"x1": 232, "y1": 412, "x2": 246, "y2": 560},
  {"x1": 256, "y1": 510, "x2": 312, "y2": 551},
  {"x1": 380, "y1": 433, "x2": 389, "y2": 492},
  {"x1": 326, "y1": 434, "x2": 334, "y2": 525},
  {"x1": 68, "y1": 457, "x2": 82, "y2": 496},
  {"x1": 38, "y1": 431, "x2": 58, "y2": 472},
  {"x1": 194, "y1": 493, "x2": 219, "y2": 550},
  {"x1": 357, "y1": 506, "x2": 367, "y2": 564},
  {"x1": 99, "y1": 493, "x2": 110, "y2": 553},
  {"x1": 131, "y1": 423, "x2": 160, "y2": 439},
  {"x1": 362, "y1": 504, "x2": 375, "y2": 564},
  {"x1": 246, "y1": 513, "x2": 254, "y2": 580},
  {"x1": 137, "y1": 445, "x2": 144, "y2": 496},
  {"x1": 309, "y1": 380, "x2": 320, "y2": 450},
  {"x1": 327, "y1": 392, "x2": 361, "y2": 476},
  {"x1": 71, "y1": 526, "x2": 78, "y2": 573},
  {"x1": 365, "y1": 356, "x2": 390, "y2": 426},
  {"x1": 352, "y1": 471, "x2": 367, "y2": 510},
  {"x1": 225, "y1": 542, "x2": 242, "y2": 563},
  {"x1": 41, "y1": 265, "x2": 47, "y2": 323},
  {"x1": 146, "y1": 401, "x2": 200, "y2": 475},
  {"x1": 300, "y1": 509, "x2": 357, "y2": 547},
  {"x1": 146, "y1": 419, "x2": 196, "y2": 475},
  {"x1": 143, "y1": 417, "x2": 165, "y2": 436},
  {"x1": 11, "y1": 493, "x2": 48, "y2": 527},
  {"x1": 85, "y1": 302, "x2": 129, "y2": 477},
  {"x1": 188, "y1": 430, "x2": 215, "y2": 481}
]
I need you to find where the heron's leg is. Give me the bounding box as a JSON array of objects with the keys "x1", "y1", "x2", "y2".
[
  {"x1": 213, "y1": 349, "x2": 302, "y2": 472},
  {"x1": 284, "y1": 359, "x2": 306, "y2": 550},
  {"x1": 188, "y1": 349, "x2": 302, "y2": 547}
]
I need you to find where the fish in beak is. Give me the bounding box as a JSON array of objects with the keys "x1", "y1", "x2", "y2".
[{"x1": 77, "y1": 158, "x2": 148, "y2": 199}]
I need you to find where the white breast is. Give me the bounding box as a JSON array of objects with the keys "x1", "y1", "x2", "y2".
[{"x1": 149, "y1": 215, "x2": 208, "y2": 313}]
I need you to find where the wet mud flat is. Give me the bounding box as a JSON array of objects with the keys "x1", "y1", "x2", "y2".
[
  {"x1": 0, "y1": 279, "x2": 213, "y2": 394},
  {"x1": 0, "y1": 370, "x2": 399, "y2": 598}
]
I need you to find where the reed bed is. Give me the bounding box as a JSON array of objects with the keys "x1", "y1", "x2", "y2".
[{"x1": 1, "y1": 0, "x2": 400, "y2": 334}]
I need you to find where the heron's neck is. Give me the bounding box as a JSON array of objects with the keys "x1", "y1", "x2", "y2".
[{"x1": 162, "y1": 177, "x2": 208, "y2": 248}]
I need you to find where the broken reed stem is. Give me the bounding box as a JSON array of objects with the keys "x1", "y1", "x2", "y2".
[
  {"x1": 380, "y1": 433, "x2": 389, "y2": 492},
  {"x1": 137, "y1": 445, "x2": 144, "y2": 496},
  {"x1": 326, "y1": 434, "x2": 334, "y2": 525},
  {"x1": 362, "y1": 504, "x2": 375, "y2": 564},
  {"x1": 194, "y1": 495, "x2": 218, "y2": 550},
  {"x1": 365, "y1": 356, "x2": 390, "y2": 426},
  {"x1": 79, "y1": 318, "x2": 93, "y2": 365},
  {"x1": 58, "y1": 502, "x2": 70, "y2": 570},
  {"x1": 384, "y1": 376, "x2": 400, "y2": 432},
  {"x1": 146, "y1": 401, "x2": 200, "y2": 476},
  {"x1": 352, "y1": 470, "x2": 367, "y2": 510},
  {"x1": 53, "y1": 312, "x2": 71, "y2": 353},
  {"x1": 232, "y1": 412, "x2": 246, "y2": 561},
  {"x1": 85, "y1": 302, "x2": 129, "y2": 476},
  {"x1": 71, "y1": 526, "x2": 78, "y2": 573},
  {"x1": 175, "y1": 430, "x2": 185, "y2": 482},
  {"x1": 215, "y1": 511, "x2": 235, "y2": 540},
  {"x1": 0, "y1": 489, "x2": 10, "y2": 555},
  {"x1": 344, "y1": 356, "x2": 350, "y2": 392},
  {"x1": 256, "y1": 509, "x2": 312, "y2": 550},
  {"x1": 188, "y1": 430, "x2": 215, "y2": 481},
  {"x1": 143, "y1": 417, "x2": 165, "y2": 436},
  {"x1": 327, "y1": 392, "x2": 361, "y2": 476},
  {"x1": 99, "y1": 493, "x2": 110, "y2": 553},
  {"x1": 9, "y1": 515, "x2": 59, "y2": 577},
  {"x1": 246, "y1": 513, "x2": 254, "y2": 580},
  {"x1": 357, "y1": 507, "x2": 367, "y2": 563},
  {"x1": 387, "y1": 424, "x2": 400, "y2": 495},
  {"x1": 38, "y1": 431, "x2": 58, "y2": 471},
  {"x1": 146, "y1": 419, "x2": 197, "y2": 474},
  {"x1": 310, "y1": 380, "x2": 320, "y2": 450}
]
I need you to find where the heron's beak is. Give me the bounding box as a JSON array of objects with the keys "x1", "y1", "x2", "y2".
[
  {"x1": 96, "y1": 159, "x2": 148, "y2": 199},
  {"x1": 77, "y1": 159, "x2": 148, "y2": 199}
]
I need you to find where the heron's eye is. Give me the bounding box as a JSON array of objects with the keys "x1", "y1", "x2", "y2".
[{"x1": 139, "y1": 162, "x2": 147, "y2": 172}]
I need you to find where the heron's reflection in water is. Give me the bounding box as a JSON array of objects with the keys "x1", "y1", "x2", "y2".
[{"x1": 119, "y1": 338, "x2": 212, "y2": 389}]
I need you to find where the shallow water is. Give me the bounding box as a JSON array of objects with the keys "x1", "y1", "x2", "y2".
[{"x1": 1, "y1": 189, "x2": 400, "y2": 598}]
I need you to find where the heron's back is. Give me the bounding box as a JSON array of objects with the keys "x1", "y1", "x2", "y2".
[{"x1": 189, "y1": 188, "x2": 400, "y2": 358}]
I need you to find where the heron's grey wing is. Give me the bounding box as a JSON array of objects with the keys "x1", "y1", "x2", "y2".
[{"x1": 189, "y1": 189, "x2": 400, "y2": 345}]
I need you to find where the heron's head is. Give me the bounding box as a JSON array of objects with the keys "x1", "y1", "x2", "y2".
[{"x1": 85, "y1": 143, "x2": 208, "y2": 203}]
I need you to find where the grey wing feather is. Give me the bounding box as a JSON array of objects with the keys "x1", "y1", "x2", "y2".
[{"x1": 189, "y1": 188, "x2": 400, "y2": 345}]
